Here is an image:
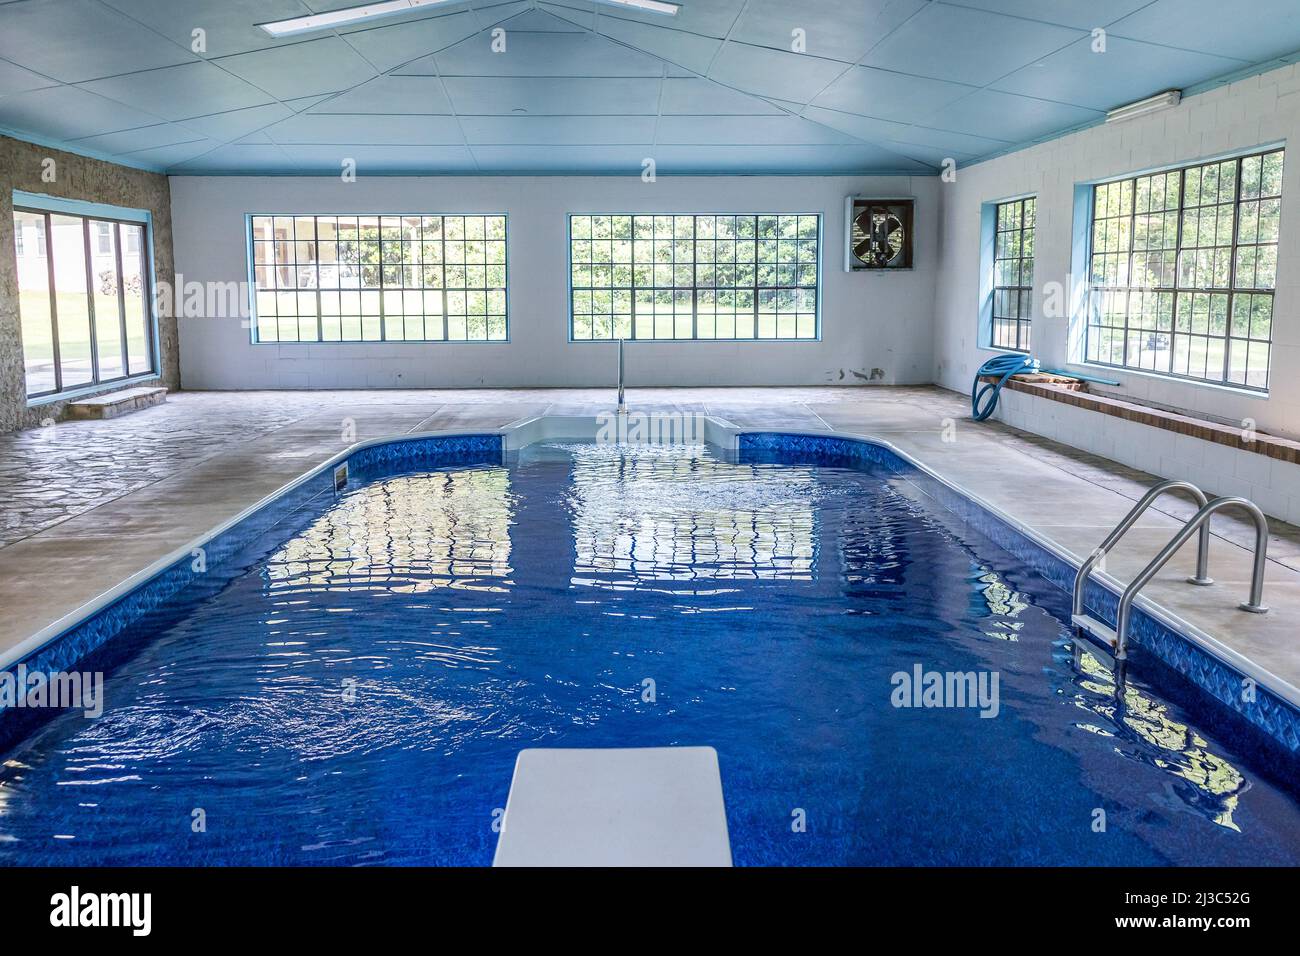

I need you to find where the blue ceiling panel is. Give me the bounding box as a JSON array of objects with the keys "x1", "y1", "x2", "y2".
[
  {"x1": 443, "y1": 76, "x2": 659, "y2": 114},
  {"x1": 862, "y1": 3, "x2": 1084, "y2": 85},
  {"x1": 78, "y1": 61, "x2": 275, "y2": 122},
  {"x1": 278, "y1": 144, "x2": 478, "y2": 172},
  {"x1": 649, "y1": 143, "x2": 934, "y2": 174},
  {"x1": 659, "y1": 78, "x2": 783, "y2": 115},
  {"x1": 340, "y1": 10, "x2": 482, "y2": 73},
  {"x1": 459, "y1": 114, "x2": 656, "y2": 144},
  {"x1": 300, "y1": 0, "x2": 525, "y2": 17},
  {"x1": 533, "y1": 1, "x2": 596, "y2": 32},
  {"x1": 993, "y1": 36, "x2": 1247, "y2": 111},
  {"x1": 215, "y1": 36, "x2": 378, "y2": 100},
  {"x1": 881, "y1": 140, "x2": 978, "y2": 167},
  {"x1": 593, "y1": 15, "x2": 720, "y2": 75},
  {"x1": 541, "y1": 0, "x2": 747, "y2": 39},
  {"x1": 657, "y1": 115, "x2": 860, "y2": 146},
  {"x1": 71, "y1": 122, "x2": 207, "y2": 155},
  {"x1": 888, "y1": 124, "x2": 1012, "y2": 156},
  {"x1": 500, "y1": 8, "x2": 585, "y2": 31},
  {"x1": 950, "y1": 0, "x2": 1153, "y2": 30},
  {"x1": 1111, "y1": 0, "x2": 1300, "y2": 61},
  {"x1": 799, "y1": 106, "x2": 910, "y2": 145},
  {"x1": 0, "y1": 0, "x2": 1296, "y2": 174},
  {"x1": 728, "y1": 0, "x2": 927, "y2": 66},
  {"x1": 177, "y1": 102, "x2": 297, "y2": 141},
  {"x1": 0, "y1": 84, "x2": 163, "y2": 139},
  {"x1": 0, "y1": 57, "x2": 57, "y2": 96},
  {"x1": 100, "y1": 0, "x2": 313, "y2": 59},
  {"x1": 310, "y1": 76, "x2": 453, "y2": 113},
  {"x1": 919, "y1": 88, "x2": 1103, "y2": 142},
  {"x1": 171, "y1": 142, "x2": 297, "y2": 173},
  {"x1": 469, "y1": 144, "x2": 652, "y2": 172},
  {"x1": 426, "y1": 30, "x2": 662, "y2": 76},
  {"x1": 470, "y1": 0, "x2": 536, "y2": 18},
  {"x1": 121, "y1": 138, "x2": 222, "y2": 169},
  {"x1": 267, "y1": 113, "x2": 466, "y2": 145},
  {"x1": 811, "y1": 66, "x2": 975, "y2": 124},
  {"x1": 708, "y1": 44, "x2": 849, "y2": 104},
  {"x1": 0, "y1": 0, "x2": 196, "y2": 82}
]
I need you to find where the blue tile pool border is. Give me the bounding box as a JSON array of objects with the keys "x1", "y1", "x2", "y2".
[
  {"x1": 3, "y1": 426, "x2": 1297, "y2": 757},
  {"x1": 738, "y1": 431, "x2": 1300, "y2": 753}
]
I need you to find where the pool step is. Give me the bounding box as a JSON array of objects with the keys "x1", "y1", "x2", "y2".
[
  {"x1": 1071, "y1": 613, "x2": 1119, "y2": 655},
  {"x1": 68, "y1": 386, "x2": 167, "y2": 420},
  {"x1": 493, "y1": 746, "x2": 732, "y2": 867}
]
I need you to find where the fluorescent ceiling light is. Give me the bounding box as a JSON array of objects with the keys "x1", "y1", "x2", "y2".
[
  {"x1": 1106, "y1": 90, "x2": 1181, "y2": 123},
  {"x1": 593, "y1": 0, "x2": 681, "y2": 15},
  {"x1": 257, "y1": 0, "x2": 456, "y2": 38}
]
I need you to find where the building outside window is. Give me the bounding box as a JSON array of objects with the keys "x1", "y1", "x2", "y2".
[
  {"x1": 249, "y1": 214, "x2": 508, "y2": 343},
  {"x1": 1084, "y1": 148, "x2": 1283, "y2": 390},
  {"x1": 568, "y1": 213, "x2": 820, "y2": 341},
  {"x1": 991, "y1": 196, "x2": 1035, "y2": 352},
  {"x1": 12, "y1": 206, "x2": 155, "y2": 399}
]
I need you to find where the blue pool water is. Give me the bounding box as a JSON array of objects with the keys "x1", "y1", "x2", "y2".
[{"x1": 2, "y1": 440, "x2": 1298, "y2": 866}]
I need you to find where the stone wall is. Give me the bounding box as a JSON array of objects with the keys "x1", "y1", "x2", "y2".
[{"x1": 0, "y1": 134, "x2": 178, "y2": 433}]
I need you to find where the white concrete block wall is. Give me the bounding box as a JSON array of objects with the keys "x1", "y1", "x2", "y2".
[
  {"x1": 935, "y1": 62, "x2": 1300, "y2": 442},
  {"x1": 994, "y1": 388, "x2": 1300, "y2": 525},
  {"x1": 170, "y1": 175, "x2": 939, "y2": 390},
  {"x1": 937, "y1": 62, "x2": 1300, "y2": 523}
]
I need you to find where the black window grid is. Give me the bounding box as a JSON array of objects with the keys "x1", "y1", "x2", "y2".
[
  {"x1": 568, "y1": 214, "x2": 819, "y2": 341},
  {"x1": 991, "y1": 197, "x2": 1035, "y2": 352},
  {"x1": 250, "y1": 214, "x2": 508, "y2": 343},
  {"x1": 1085, "y1": 148, "x2": 1282, "y2": 390}
]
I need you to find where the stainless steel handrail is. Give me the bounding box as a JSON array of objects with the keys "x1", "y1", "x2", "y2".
[
  {"x1": 1072, "y1": 479, "x2": 1211, "y2": 617},
  {"x1": 1112, "y1": 496, "x2": 1270, "y2": 660}
]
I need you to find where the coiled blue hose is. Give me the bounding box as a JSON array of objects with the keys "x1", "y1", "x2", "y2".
[{"x1": 971, "y1": 353, "x2": 1038, "y2": 421}]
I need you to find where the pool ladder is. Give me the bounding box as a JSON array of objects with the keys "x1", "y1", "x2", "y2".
[{"x1": 1071, "y1": 479, "x2": 1270, "y2": 661}]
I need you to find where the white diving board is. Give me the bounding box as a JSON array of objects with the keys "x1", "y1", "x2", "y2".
[{"x1": 492, "y1": 747, "x2": 732, "y2": 867}]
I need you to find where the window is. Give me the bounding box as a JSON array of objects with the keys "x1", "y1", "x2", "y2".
[
  {"x1": 249, "y1": 215, "x2": 507, "y2": 343},
  {"x1": 13, "y1": 207, "x2": 154, "y2": 399},
  {"x1": 568, "y1": 214, "x2": 819, "y2": 340},
  {"x1": 992, "y1": 197, "x2": 1035, "y2": 351},
  {"x1": 1085, "y1": 148, "x2": 1283, "y2": 390}
]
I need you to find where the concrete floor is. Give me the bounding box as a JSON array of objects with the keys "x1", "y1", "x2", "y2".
[{"x1": 2, "y1": 385, "x2": 1299, "y2": 699}]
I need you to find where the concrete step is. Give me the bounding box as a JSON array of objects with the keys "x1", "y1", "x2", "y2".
[{"x1": 67, "y1": 386, "x2": 167, "y2": 421}]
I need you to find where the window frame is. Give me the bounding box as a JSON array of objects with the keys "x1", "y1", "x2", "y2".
[
  {"x1": 246, "y1": 213, "x2": 510, "y2": 345},
  {"x1": 977, "y1": 191, "x2": 1036, "y2": 356},
  {"x1": 566, "y1": 212, "x2": 822, "y2": 343},
  {"x1": 1078, "y1": 146, "x2": 1283, "y2": 392},
  {"x1": 990, "y1": 196, "x2": 1036, "y2": 353},
  {"x1": 13, "y1": 196, "x2": 159, "y2": 403}
]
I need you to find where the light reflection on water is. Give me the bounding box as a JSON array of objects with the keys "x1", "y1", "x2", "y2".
[
  {"x1": 1070, "y1": 649, "x2": 1248, "y2": 832},
  {"x1": 267, "y1": 470, "x2": 516, "y2": 597},
  {"x1": 563, "y1": 442, "x2": 820, "y2": 592}
]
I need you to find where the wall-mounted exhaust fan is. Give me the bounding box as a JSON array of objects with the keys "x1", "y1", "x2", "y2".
[{"x1": 845, "y1": 197, "x2": 914, "y2": 272}]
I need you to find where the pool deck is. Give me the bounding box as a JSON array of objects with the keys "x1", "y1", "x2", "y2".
[{"x1": 2, "y1": 385, "x2": 1299, "y2": 701}]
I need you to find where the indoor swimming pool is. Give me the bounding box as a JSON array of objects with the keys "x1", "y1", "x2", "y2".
[{"x1": 1, "y1": 437, "x2": 1298, "y2": 866}]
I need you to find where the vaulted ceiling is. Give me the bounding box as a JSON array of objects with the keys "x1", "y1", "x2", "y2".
[{"x1": 0, "y1": 0, "x2": 1297, "y2": 175}]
